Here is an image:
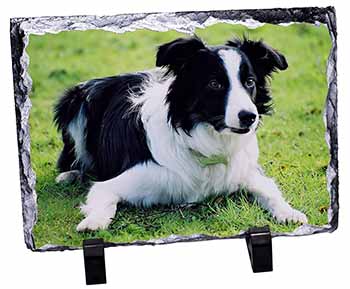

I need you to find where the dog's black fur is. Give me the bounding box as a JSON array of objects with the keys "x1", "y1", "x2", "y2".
[{"x1": 54, "y1": 73, "x2": 154, "y2": 181}]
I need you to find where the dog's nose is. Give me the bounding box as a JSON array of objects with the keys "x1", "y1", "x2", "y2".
[{"x1": 238, "y1": 110, "x2": 257, "y2": 128}]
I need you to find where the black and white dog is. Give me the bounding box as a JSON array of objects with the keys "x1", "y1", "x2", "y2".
[{"x1": 54, "y1": 36, "x2": 307, "y2": 231}]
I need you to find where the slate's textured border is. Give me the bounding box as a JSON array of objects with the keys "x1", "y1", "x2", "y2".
[{"x1": 10, "y1": 6, "x2": 337, "y2": 252}]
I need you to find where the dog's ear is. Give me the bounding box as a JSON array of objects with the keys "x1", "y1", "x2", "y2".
[
  {"x1": 156, "y1": 36, "x2": 206, "y2": 74},
  {"x1": 226, "y1": 38, "x2": 288, "y2": 77}
]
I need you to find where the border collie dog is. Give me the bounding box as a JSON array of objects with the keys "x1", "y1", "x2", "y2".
[{"x1": 54, "y1": 36, "x2": 307, "y2": 231}]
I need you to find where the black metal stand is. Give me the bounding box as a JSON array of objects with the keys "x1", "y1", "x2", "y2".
[
  {"x1": 83, "y1": 238, "x2": 107, "y2": 285},
  {"x1": 82, "y1": 227, "x2": 272, "y2": 284},
  {"x1": 245, "y1": 226, "x2": 273, "y2": 273}
]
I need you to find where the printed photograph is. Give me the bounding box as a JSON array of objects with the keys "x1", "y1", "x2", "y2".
[{"x1": 27, "y1": 22, "x2": 331, "y2": 247}]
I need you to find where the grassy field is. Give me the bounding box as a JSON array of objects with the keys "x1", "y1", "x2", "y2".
[{"x1": 27, "y1": 23, "x2": 331, "y2": 248}]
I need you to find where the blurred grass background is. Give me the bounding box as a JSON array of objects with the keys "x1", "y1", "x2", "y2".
[{"x1": 27, "y1": 23, "x2": 331, "y2": 248}]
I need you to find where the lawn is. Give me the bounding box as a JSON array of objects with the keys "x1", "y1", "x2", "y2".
[{"x1": 27, "y1": 22, "x2": 332, "y2": 248}]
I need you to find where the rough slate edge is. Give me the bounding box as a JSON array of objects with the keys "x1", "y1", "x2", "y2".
[{"x1": 9, "y1": 6, "x2": 337, "y2": 252}]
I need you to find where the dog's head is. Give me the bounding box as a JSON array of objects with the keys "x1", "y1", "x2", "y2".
[{"x1": 156, "y1": 36, "x2": 288, "y2": 135}]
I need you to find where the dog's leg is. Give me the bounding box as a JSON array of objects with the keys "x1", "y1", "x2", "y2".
[
  {"x1": 76, "y1": 162, "x2": 179, "y2": 231},
  {"x1": 244, "y1": 168, "x2": 307, "y2": 224},
  {"x1": 56, "y1": 130, "x2": 84, "y2": 184},
  {"x1": 57, "y1": 130, "x2": 77, "y2": 171}
]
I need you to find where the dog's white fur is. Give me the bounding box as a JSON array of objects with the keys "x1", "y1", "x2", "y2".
[
  {"x1": 74, "y1": 50, "x2": 307, "y2": 231},
  {"x1": 220, "y1": 50, "x2": 259, "y2": 128}
]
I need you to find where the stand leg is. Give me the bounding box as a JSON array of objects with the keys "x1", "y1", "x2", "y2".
[
  {"x1": 245, "y1": 226, "x2": 273, "y2": 273},
  {"x1": 83, "y1": 238, "x2": 107, "y2": 285}
]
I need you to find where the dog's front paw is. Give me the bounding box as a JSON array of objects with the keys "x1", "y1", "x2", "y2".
[
  {"x1": 76, "y1": 215, "x2": 112, "y2": 232},
  {"x1": 273, "y1": 205, "x2": 308, "y2": 224}
]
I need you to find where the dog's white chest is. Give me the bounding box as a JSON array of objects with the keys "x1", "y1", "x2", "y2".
[{"x1": 190, "y1": 149, "x2": 251, "y2": 198}]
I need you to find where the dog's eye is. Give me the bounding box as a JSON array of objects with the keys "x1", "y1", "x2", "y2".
[
  {"x1": 245, "y1": 78, "x2": 256, "y2": 88},
  {"x1": 208, "y1": 80, "x2": 223, "y2": 90}
]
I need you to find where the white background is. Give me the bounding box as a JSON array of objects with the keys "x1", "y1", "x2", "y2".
[{"x1": 1, "y1": 0, "x2": 348, "y2": 288}]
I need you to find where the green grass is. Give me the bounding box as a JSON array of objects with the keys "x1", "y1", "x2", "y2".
[{"x1": 27, "y1": 23, "x2": 331, "y2": 248}]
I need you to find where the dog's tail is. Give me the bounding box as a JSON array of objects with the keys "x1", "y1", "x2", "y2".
[
  {"x1": 53, "y1": 84, "x2": 86, "y2": 132},
  {"x1": 54, "y1": 84, "x2": 90, "y2": 174}
]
